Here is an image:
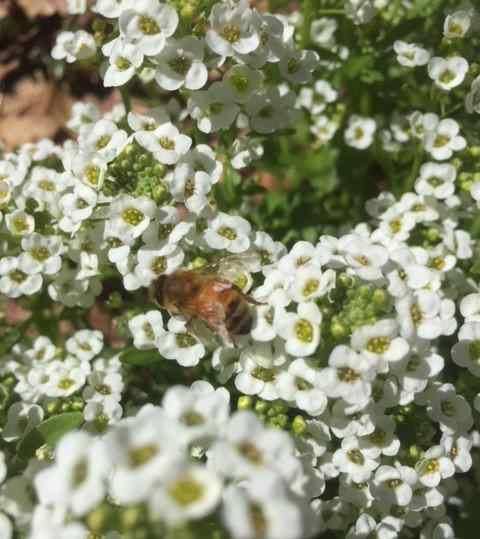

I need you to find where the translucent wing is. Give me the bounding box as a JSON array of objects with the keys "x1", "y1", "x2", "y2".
[{"x1": 203, "y1": 252, "x2": 262, "y2": 292}]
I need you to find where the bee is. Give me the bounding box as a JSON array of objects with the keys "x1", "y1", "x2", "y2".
[{"x1": 152, "y1": 254, "x2": 262, "y2": 344}]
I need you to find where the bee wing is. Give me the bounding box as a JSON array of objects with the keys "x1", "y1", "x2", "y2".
[{"x1": 203, "y1": 252, "x2": 262, "y2": 293}]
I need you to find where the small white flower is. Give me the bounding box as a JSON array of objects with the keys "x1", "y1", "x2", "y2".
[
  {"x1": 206, "y1": 0, "x2": 259, "y2": 58},
  {"x1": 34, "y1": 431, "x2": 110, "y2": 516},
  {"x1": 2, "y1": 402, "x2": 44, "y2": 442},
  {"x1": 371, "y1": 464, "x2": 417, "y2": 507},
  {"x1": 310, "y1": 18, "x2": 337, "y2": 47},
  {"x1": 466, "y1": 75, "x2": 480, "y2": 114},
  {"x1": 452, "y1": 322, "x2": 480, "y2": 376},
  {"x1": 441, "y1": 433, "x2": 473, "y2": 473},
  {"x1": 130, "y1": 242, "x2": 184, "y2": 289},
  {"x1": 340, "y1": 234, "x2": 388, "y2": 281},
  {"x1": 444, "y1": 10, "x2": 472, "y2": 39},
  {"x1": 149, "y1": 461, "x2": 222, "y2": 524},
  {"x1": 80, "y1": 119, "x2": 128, "y2": 163},
  {"x1": 246, "y1": 87, "x2": 298, "y2": 134},
  {"x1": 318, "y1": 345, "x2": 375, "y2": 405},
  {"x1": 275, "y1": 302, "x2": 322, "y2": 357},
  {"x1": 0, "y1": 256, "x2": 42, "y2": 298},
  {"x1": 279, "y1": 48, "x2": 319, "y2": 85},
  {"x1": 136, "y1": 122, "x2": 192, "y2": 165},
  {"x1": 276, "y1": 358, "x2": 327, "y2": 415},
  {"x1": 103, "y1": 39, "x2": 144, "y2": 87},
  {"x1": 424, "y1": 117, "x2": 466, "y2": 161},
  {"x1": 415, "y1": 162, "x2": 456, "y2": 199},
  {"x1": 224, "y1": 65, "x2": 263, "y2": 104},
  {"x1": 5, "y1": 210, "x2": 35, "y2": 237},
  {"x1": 129, "y1": 310, "x2": 166, "y2": 349},
  {"x1": 332, "y1": 436, "x2": 379, "y2": 482},
  {"x1": 52, "y1": 30, "x2": 96, "y2": 63},
  {"x1": 106, "y1": 195, "x2": 157, "y2": 244},
  {"x1": 159, "y1": 317, "x2": 206, "y2": 367},
  {"x1": 288, "y1": 266, "x2": 336, "y2": 303},
  {"x1": 393, "y1": 41, "x2": 430, "y2": 67},
  {"x1": 350, "y1": 319, "x2": 409, "y2": 373},
  {"x1": 154, "y1": 37, "x2": 208, "y2": 91},
  {"x1": 415, "y1": 446, "x2": 455, "y2": 487},
  {"x1": 428, "y1": 56, "x2": 469, "y2": 91},
  {"x1": 119, "y1": 0, "x2": 179, "y2": 56},
  {"x1": 428, "y1": 383, "x2": 473, "y2": 434},
  {"x1": 189, "y1": 82, "x2": 240, "y2": 134},
  {"x1": 66, "y1": 330, "x2": 104, "y2": 362},
  {"x1": 344, "y1": 115, "x2": 376, "y2": 149},
  {"x1": 20, "y1": 234, "x2": 63, "y2": 275},
  {"x1": 204, "y1": 212, "x2": 251, "y2": 254},
  {"x1": 460, "y1": 293, "x2": 480, "y2": 321}
]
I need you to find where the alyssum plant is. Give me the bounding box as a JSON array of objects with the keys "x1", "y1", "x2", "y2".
[{"x1": 1, "y1": 0, "x2": 480, "y2": 538}]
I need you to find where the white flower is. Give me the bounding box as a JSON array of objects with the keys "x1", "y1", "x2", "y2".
[
  {"x1": 154, "y1": 37, "x2": 208, "y2": 91},
  {"x1": 66, "y1": 330, "x2": 104, "y2": 361},
  {"x1": 34, "y1": 431, "x2": 110, "y2": 516},
  {"x1": 19, "y1": 234, "x2": 63, "y2": 275},
  {"x1": 106, "y1": 408, "x2": 183, "y2": 504},
  {"x1": 466, "y1": 75, "x2": 480, "y2": 114},
  {"x1": 106, "y1": 195, "x2": 157, "y2": 244},
  {"x1": 119, "y1": 0, "x2": 179, "y2": 56},
  {"x1": 0, "y1": 256, "x2": 42, "y2": 298},
  {"x1": 318, "y1": 345, "x2": 375, "y2": 405},
  {"x1": 288, "y1": 266, "x2": 336, "y2": 303},
  {"x1": 298, "y1": 80, "x2": 338, "y2": 115},
  {"x1": 415, "y1": 446, "x2": 455, "y2": 487},
  {"x1": 423, "y1": 117, "x2": 466, "y2": 160},
  {"x1": 441, "y1": 433, "x2": 473, "y2": 473},
  {"x1": 332, "y1": 437, "x2": 379, "y2": 482},
  {"x1": 2, "y1": 402, "x2": 44, "y2": 442},
  {"x1": 310, "y1": 18, "x2": 337, "y2": 47},
  {"x1": 44, "y1": 358, "x2": 89, "y2": 398},
  {"x1": 149, "y1": 461, "x2": 222, "y2": 524},
  {"x1": 59, "y1": 182, "x2": 98, "y2": 233},
  {"x1": 452, "y1": 322, "x2": 480, "y2": 376},
  {"x1": 428, "y1": 383, "x2": 473, "y2": 434},
  {"x1": 6, "y1": 210, "x2": 35, "y2": 237},
  {"x1": 350, "y1": 319, "x2": 409, "y2": 373},
  {"x1": 460, "y1": 293, "x2": 480, "y2": 321},
  {"x1": 358, "y1": 415, "x2": 400, "y2": 458},
  {"x1": 129, "y1": 242, "x2": 184, "y2": 290},
  {"x1": 235, "y1": 340, "x2": 286, "y2": 400},
  {"x1": 224, "y1": 65, "x2": 263, "y2": 104},
  {"x1": 162, "y1": 382, "x2": 230, "y2": 445},
  {"x1": 276, "y1": 358, "x2": 327, "y2": 415},
  {"x1": 428, "y1": 56, "x2": 469, "y2": 91},
  {"x1": 415, "y1": 162, "x2": 456, "y2": 199},
  {"x1": 246, "y1": 87, "x2": 298, "y2": 134},
  {"x1": 346, "y1": 0, "x2": 376, "y2": 24},
  {"x1": 222, "y1": 472, "x2": 303, "y2": 539},
  {"x1": 206, "y1": 0, "x2": 259, "y2": 58},
  {"x1": 103, "y1": 40, "x2": 144, "y2": 87},
  {"x1": 159, "y1": 317, "x2": 206, "y2": 367},
  {"x1": 209, "y1": 410, "x2": 299, "y2": 482},
  {"x1": 52, "y1": 30, "x2": 96, "y2": 63},
  {"x1": 344, "y1": 115, "x2": 376, "y2": 149},
  {"x1": 83, "y1": 369, "x2": 124, "y2": 403},
  {"x1": 189, "y1": 82, "x2": 240, "y2": 133},
  {"x1": 371, "y1": 464, "x2": 417, "y2": 507},
  {"x1": 393, "y1": 41, "x2": 430, "y2": 67},
  {"x1": 204, "y1": 212, "x2": 251, "y2": 253},
  {"x1": 129, "y1": 310, "x2": 166, "y2": 349},
  {"x1": 136, "y1": 122, "x2": 192, "y2": 165},
  {"x1": 275, "y1": 302, "x2": 322, "y2": 357},
  {"x1": 396, "y1": 291, "x2": 456, "y2": 340},
  {"x1": 169, "y1": 169, "x2": 213, "y2": 215},
  {"x1": 444, "y1": 10, "x2": 472, "y2": 39},
  {"x1": 339, "y1": 234, "x2": 388, "y2": 281},
  {"x1": 84, "y1": 399, "x2": 123, "y2": 427},
  {"x1": 279, "y1": 48, "x2": 319, "y2": 85},
  {"x1": 79, "y1": 119, "x2": 128, "y2": 163}
]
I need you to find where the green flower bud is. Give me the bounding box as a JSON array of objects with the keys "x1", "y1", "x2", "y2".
[
  {"x1": 237, "y1": 396, "x2": 253, "y2": 410},
  {"x1": 87, "y1": 504, "x2": 111, "y2": 534},
  {"x1": 292, "y1": 415, "x2": 307, "y2": 435},
  {"x1": 254, "y1": 400, "x2": 269, "y2": 414}
]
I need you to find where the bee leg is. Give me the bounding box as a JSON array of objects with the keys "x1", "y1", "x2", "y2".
[{"x1": 244, "y1": 295, "x2": 265, "y2": 306}]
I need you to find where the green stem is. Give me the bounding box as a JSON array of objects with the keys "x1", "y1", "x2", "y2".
[
  {"x1": 120, "y1": 86, "x2": 132, "y2": 115},
  {"x1": 316, "y1": 9, "x2": 345, "y2": 15},
  {"x1": 404, "y1": 146, "x2": 423, "y2": 194}
]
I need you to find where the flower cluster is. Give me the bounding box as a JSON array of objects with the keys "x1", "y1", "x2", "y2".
[{"x1": 25, "y1": 382, "x2": 316, "y2": 539}]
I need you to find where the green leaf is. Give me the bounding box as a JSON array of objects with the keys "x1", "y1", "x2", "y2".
[
  {"x1": 0, "y1": 329, "x2": 22, "y2": 356},
  {"x1": 120, "y1": 348, "x2": 164, "y2": 366},
  {"x1": 17, "y1": 412, "x2": 84, "y2": 459}
]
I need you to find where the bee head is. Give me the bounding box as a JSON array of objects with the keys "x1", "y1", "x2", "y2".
[{"x1": 151, "y1": 275, "x2": 167, "y2": 306}]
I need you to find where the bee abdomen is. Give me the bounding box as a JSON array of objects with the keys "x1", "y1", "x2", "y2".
[{"x1": 225, "y1": 297, "x2": 252, "y2": 336}]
